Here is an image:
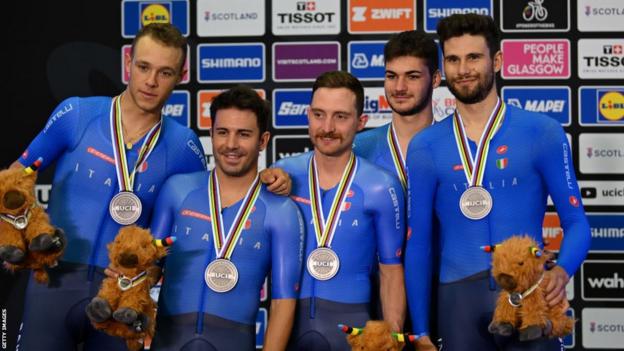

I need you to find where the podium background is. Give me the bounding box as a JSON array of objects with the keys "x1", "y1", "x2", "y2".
[{"x1": 2, "y1": 1, "x2": 623, "y2": 350}]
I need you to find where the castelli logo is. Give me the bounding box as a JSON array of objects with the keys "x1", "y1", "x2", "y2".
[
  {"x1": 497, "y1": 145, "x2": 508, "y2": 154},
  {"x1": 569, "y1": 195, "x2": 579, "y2": 207}
]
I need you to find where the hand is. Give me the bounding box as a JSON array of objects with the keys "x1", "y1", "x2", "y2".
[
  {"x1": 543, "y1": 265, "x2": 569, "y2": 307},
  {"x1": 104, "y1": 267, "x2": 120, "y2": 279},
  {"x1": 260, "y1": 168, "x2": 291, "y2": 196},
  {"x1": 414, "y1": 335, "x2": 437, "y2": 351}
]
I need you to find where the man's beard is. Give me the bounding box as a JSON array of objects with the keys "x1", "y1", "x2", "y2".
[
  {"x1": 388, "y1": 85, "x2": 434, "y2": 117},
  {"x1": 448, "y1": 71, "x2": 495, "y2": 105}
]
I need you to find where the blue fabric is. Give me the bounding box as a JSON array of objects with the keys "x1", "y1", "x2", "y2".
[{"x1": 405, "y1": 105, "x2": 590, "y2": 335}]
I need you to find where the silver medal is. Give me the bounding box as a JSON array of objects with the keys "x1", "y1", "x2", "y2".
[
  {"x1": 459, "y1": 187, "x2": 492, "y2": 220},
  {"x1": 204, "y1": 259, "x2": 239, "y2": 293},
  {"x1": 118, "y1": 276, "x2": 133, "y2": 291},
  {"x1": 14, "y1": 215, "x2": 28, "y2": 230},
  {"x1": 109, "y1": 192, "x2": 142, "y2": 225},
  {"x1": 307, "y1": 247, "x2": 340, "y2": 281}
]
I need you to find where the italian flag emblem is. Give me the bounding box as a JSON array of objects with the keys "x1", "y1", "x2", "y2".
[{"x1": 496, "y1": 158, "x2": 508, "y2": 169}]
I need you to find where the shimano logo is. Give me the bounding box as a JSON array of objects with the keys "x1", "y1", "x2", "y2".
[
  {"x1": 201, "y1": 58, "x2": 261, "y2": 68},
  {"x1": 592, "y1": 227, "x2": 624, "y2": 238},
  {"x1": 428, "y1": 7, "x2": 488, "y2": 19},
  {"x1": 278, "y1": 102, "x2": 308, "y2": 115}
]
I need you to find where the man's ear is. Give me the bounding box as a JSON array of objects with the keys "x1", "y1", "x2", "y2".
[{"x1": 259, "y1": 131, "x2": 270, "y2": 152}]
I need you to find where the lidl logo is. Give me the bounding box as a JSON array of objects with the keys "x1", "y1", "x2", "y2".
[
  {"x1": 122, "y1": 0, "x2": 190, "y2": 38},
  {"x1": 197, "y1": 43, "x2": 265, "y2": 83},
  {"x1": 348, "y1": 41, "x2": 386, "y2": 81},
  {"x1": 579, "y1": 86, "x2": 624, "y2": 126},
  {"x1": 501, "y1": 86, "x2": 571, "y2": 126},
  {"x1": 273, "y1": 89, "x2": 312, "y2": 129},
  {"x1": 162, "y1": 90, "x2": 189, "y2": 127}
]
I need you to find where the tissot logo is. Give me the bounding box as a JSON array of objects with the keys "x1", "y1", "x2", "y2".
[
  {"x1": 273, "y1": 0, "x2": 339, "y2": 35},
  {"x1": 582, "y1": 261, "x2": 624, "y2": 301},
  {"x1": 579, "y1": 39, "x2": 624, "y2": 78}
]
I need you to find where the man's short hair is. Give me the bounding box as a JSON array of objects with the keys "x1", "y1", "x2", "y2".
[
  {"x1": 384, "y1": 30, "x2": 439, "y2": 75},
  {"x1": 210, "y1": 85, "x2": 270, "y2": 135},
  {"x1": 312, "y1": 71, "x2": 364, "y2": 116},
  {"x1": 437, "y1": 14, "x2": 500, "y2": 58},
  {"x1": 131, "y1": 23, "x2": 187, "y2": 71}
]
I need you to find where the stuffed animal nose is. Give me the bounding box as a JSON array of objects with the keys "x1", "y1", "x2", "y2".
[
  {"x1": 496, "y1": 273, "x2": 517, "y2": 290},
  {"x1": 118, "y1": 253, "x2": 138, "y2": 268},
  {"x1": 3, "y1": 190, "x2": 25, "y2": 210}
]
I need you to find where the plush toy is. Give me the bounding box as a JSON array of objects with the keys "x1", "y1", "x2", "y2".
[
  {"x1": 0, "y1": 159, "x2": 65, "y2": 283},
  {"x1": 85, "y1": 225, "x2": 173, "y2": 351},
  {"x1": 339, "y1": 321, "x2": 418, "y2": 351},
  {"x1": 483, "y1": 235, "x2": 574, "y2": 341}
]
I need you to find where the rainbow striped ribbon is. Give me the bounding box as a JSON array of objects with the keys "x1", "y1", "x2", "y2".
[
  {"x1": 387, "y1": 123, "x2": 408, "y2": 189},
  {"x1": 452, "y1": 99, "x2": 506, "y2": 187},
  {"x1": 109, "y1": 95, "x2": 162, "y2": 192},
  {"x1": 208, "y1": 170, "x2": 261, "y2": 259},
  {"x1": 308, "y1": 153, "x2": 358, "y2": 248}
]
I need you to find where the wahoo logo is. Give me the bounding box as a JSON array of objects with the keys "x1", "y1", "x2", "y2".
[
  {"x1": 582, "y1": 260, "x2": 624, "y2": 301},
  {"x1": 501, "y1": 86, "x2": 571, "y2": 126}
]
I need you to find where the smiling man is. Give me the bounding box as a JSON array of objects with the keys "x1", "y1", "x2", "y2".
[
  {"x1": 276, "y1": 71, "x2": 406, "y2": 351},
  {"x1": 149, "y1": 86, "x2": 304, "y2": 351},
  {"x1": 404, "y1": 14, "x2": 590, "y2": 351}
]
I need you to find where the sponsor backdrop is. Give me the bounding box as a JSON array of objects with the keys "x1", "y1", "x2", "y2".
[{"x1": 2, "y1": 0, "x2": 623, "y2": 350}]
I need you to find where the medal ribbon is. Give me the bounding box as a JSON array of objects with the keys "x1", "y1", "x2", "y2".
[
  {"x1": 308, "y1": 153, "x2": 358, "y2": 248},
  {"x1": 110, "y1": 95, "x2": 162, "y2": 192},
  {"x1": 452, "y1": 99, "x2": 506, "y2": 187},
  {"x1": 208, "y1": 170, "x2": 261, "y2": 259},
  {"x1": 387, "y1": 123, "x2": 407, "y2": 189}
]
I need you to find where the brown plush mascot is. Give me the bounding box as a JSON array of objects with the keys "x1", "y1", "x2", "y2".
[
  {"x1": 484, "y1": 235, "x2": 574, "y2": 341},
  {"x1": 0, "y1": 158, "x2": 65, "y2": 283},
  {"x1": 340, "y1": 321, "x2": 418, "y2": 351},
  {"x1": 85, "y1": 225, "x2": 173, "y2": 351}
]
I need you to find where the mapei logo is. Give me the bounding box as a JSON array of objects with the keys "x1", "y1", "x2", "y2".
[
  {"x1": 348, "y1": 0, "x2": 415, "y2": 34},
  {"x1": 272, "y1": 89, "x2": 312, "y2": 129},
  {"x1": 348, "y1": 41, "x2": 386, "y2": 81},
  {"x1": 197, "y1": 43, "x2": 265, "y2": 83},
  {"x1": 122, "y1": 0, "x2": 189, "y2": 38},
  {"x1": 501, "y1": 86, "x2": 570, "y2": 125},
  {"x1": 582, "y1": 260, "x2": 624, "y2": 301},
  {"x1": 162, "y1": 90, "x2": 189, "y2": 127},
  {"x1": 273, "y1": 0, "x2": 340, "y2": 35},
  {"x1": 579, "y1": 87, "x2": 624, "y2": 126},
  {"x1": 501, "y1": 39, "x2": 570, "y2": 79},
  {"x1": 425, "y1": 0, "x2": 492, "y2": 32}
]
